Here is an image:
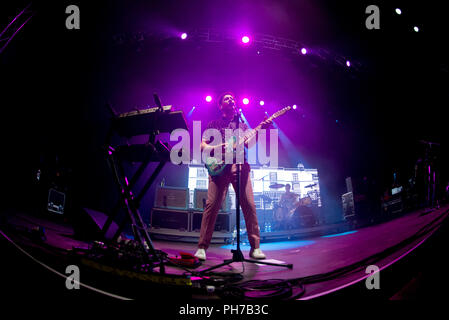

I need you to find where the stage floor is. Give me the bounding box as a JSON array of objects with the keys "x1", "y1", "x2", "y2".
[{"x1": 1, "y1": 204, "x2": 448, "y2": 300}]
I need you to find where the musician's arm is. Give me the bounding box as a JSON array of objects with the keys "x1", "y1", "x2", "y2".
[{"x1": 201, "y1": 140, "x2": 226, "y2": 152}]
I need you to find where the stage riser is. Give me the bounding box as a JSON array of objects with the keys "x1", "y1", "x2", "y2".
[
  {"x1": 149, "y1": 223, "x2": 352, "y2": 243},
  {"x1": 150, "y1": 208, "x2": 233, "y2": 233}
]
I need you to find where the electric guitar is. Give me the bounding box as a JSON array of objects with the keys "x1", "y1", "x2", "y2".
[{"x1": 205, "y1": 106, "x2": 291, "y2": 176}]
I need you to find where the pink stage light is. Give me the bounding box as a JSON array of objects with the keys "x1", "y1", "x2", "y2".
[
  {"x1": 346, "y1": 60, "x2": 351, "y2": 67},
  {"x1": 292, "y1": 104, "x2": 297, "y2": 110},
  {"x1": 242, "y1": 98, "x2": 249, "y2": 105},
  {"x1": 180, "y1": 33, "x2": 187, "y2": 40},
  {"x1": 301, "y1": 48, "x2": 307, "y2": 55},
  {"x1": 259, "y1": 100, "x2": 264, "y2": 106},
  {"x1": 241, "y1": 36, "x2": 250, "y2": 44},
  {"x1": 205, "y1": 95, "x2": 212, "y2": 102}
]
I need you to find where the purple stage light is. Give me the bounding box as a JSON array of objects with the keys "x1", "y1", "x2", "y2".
[
  {"x1": 205, "y1": 95, "x2": 212, "y2": 102},
  {"x1": 259, "y1": 100, "x2": 264, "y2": 106},
  {"x1": 241, "y1": 36, "x2": 250, "y2": 44},
  {"x1": 301, "y1": 48, "x2": 307, "y2": 55},
  {"x1": 180, "y1": 33, "x2": 187, "y2": 40},
  {"x1": 292, "y1": 104, "x2": 297, "y2": 110},
  {"x1": 239, "y1": 108, "x2": 242, "y2": 112},
  {"x1": 242, "y1": 98, "x2": 249, "y2": 105},
  {"x1": 346, "y1": 60, "x2": 351, "y2": 67}
]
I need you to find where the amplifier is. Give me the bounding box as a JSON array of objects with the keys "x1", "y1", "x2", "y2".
[
  {"x1": 382, "y1": 195, "x2": 403, "y2": 215},
  {"x1": 193, "y1": 189, "x2": 229, "y2": 212},
  {"x1": 342, "y1": 192, "x2": 355, "y2": 220},
  {"x1": 154, "y1": 186, "x2": 189, "y2": 210},
  {"x1": 47, "y1": 188, "x2": 65, "y2": 215},
  {"x1": 150, "y1": 208, "x2": 190, "y2": 231},
  {"x1": 191, "y1": 212, "x2": 232, "y2": 233}
]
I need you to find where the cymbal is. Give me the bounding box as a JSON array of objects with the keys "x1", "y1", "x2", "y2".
[
  {"x1": 269, "y1": 183, "x2": 285, "y2": 189},
  {"x1": 305, "y1": 183, "x2": 317, "y2": 188}
]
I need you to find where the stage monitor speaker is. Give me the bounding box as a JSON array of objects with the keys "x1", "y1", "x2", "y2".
[
  {"x1": 191, "y1": 212, "x2": 231, "y2": 232},
  {"x1": 73, "y1": 208, "x2": 125, "y2": 241},
  {"x1": 193, "y1": 188, "x2": 229, "y2": 212},
  {"x1": 150, "y1": 208, "x2": 190, "y2": 231},
  {"x1": 154, "y1": 186, "x2": 189, "y2": 210}
]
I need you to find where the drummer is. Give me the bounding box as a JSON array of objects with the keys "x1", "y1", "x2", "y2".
[{"x1": 279, "y1": 184, "x2": 298, "y2": 212}]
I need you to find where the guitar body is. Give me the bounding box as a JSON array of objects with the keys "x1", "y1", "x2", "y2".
[
  {"x1": 205, "y1": 157, "x2": 228, "y2": 176},
  {"x1": 205, "y1": 136, "x2": 235, "y2": 176}
]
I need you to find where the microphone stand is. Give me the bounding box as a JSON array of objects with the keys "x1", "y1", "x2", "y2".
[{"x1": 199, "y1": 110, "x2": 292, "y2": 274}]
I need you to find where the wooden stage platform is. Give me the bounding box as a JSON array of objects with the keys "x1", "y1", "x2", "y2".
[{"x1": 1, "y1": 204, "x2": 448, "y2": 302}]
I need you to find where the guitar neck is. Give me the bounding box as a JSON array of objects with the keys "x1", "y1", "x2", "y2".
[
  {"x1": 240, "y1": 124, "x2": 263, "y2": 144},
  {"x1": 236, "y1": 106, "x2": 290, "y2": 145}
]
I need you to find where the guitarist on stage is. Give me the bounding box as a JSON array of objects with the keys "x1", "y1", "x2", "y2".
[{"x1": 194, "y1": 92, "x2": 271, "y2": 261}]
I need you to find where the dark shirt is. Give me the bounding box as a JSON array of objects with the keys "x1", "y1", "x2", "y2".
[{"x1": 204, "y1": 115, "x2": 250, "y2": 163}]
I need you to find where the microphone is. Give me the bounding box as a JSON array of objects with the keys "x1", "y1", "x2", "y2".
[{"x1": 233, "y1": 110, "x2": 242, "y2": 124}]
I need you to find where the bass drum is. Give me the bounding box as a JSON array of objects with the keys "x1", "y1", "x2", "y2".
[{"x1": 292, "y1": 206, "x2": 316, "y2": 227}]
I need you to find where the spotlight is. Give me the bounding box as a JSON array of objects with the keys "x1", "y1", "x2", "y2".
[
  {"x1": 180, "y1": 33, "x2": 187, "y2": 40},
  {"x1": 242, "y1": 98, "x2": 249, "y2": 105},
  {"x1": 187, "y1": 106, "x2": 196, "y2": 117},
  {"x1": 395, "y1": 8, "x2": 402, "y2": 15},
  {"x1": 292, "y1": 104, "x2": 297, "y2": 110},
  {"x1": 205, "y1": 95, "x2": 212, "y2": 102},
  {"x1": 413, "y1": 26, "x2": 419, "y2": 32},
  {"x1": 239, "y1": 108, "x2": 242, "y2": 112},
  {"x1": 300, "y1": 48, "x2": 307, "y2": 55},
  {"x1": 241, "y1": 36, "x2": 250, "y2": 44},
  {"x1": 346, "y1": 60, "x2": 351, "y2": 67},
  {"x1": 259, "y1": 100, "x2": 265, "y2": 106}
]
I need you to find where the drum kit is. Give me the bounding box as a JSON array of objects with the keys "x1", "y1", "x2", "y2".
[{"x1": 263, "y1": 183, "x2": 317, "y2": 231}]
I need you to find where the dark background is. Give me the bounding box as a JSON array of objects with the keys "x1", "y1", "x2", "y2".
[{"x1": 1, "y1": 0, "x2": 448, "y2": 224}]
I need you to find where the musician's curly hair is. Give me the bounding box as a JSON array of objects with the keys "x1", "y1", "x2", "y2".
[{"x1": 217, "y1": 92, "x2": 236, "y2": 108}]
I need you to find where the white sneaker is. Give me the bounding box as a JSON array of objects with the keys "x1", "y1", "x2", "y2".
[
  {"x1": 194, "y1": 248, "x2": 206, "y2": 261},
  {"x1": 250, "y1": 248, "x2": 266, "y2": 259}
]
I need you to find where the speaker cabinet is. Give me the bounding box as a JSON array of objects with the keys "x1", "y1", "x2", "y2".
[
  {"x1": 191, "y1": 212, "x2": 231, "y2": 232},
  {"x1": 193, "y1": 188, "x2": 229, "y2": 212},
  {"x1": 150, "y1": 208, "x2": 190, "y2": 231},
  {"x1": 154, "y1": 186, "x2": 189, "y2": 210},
  {"x1": 342, "y1": 192, "x2": 355, "y2": 220}
]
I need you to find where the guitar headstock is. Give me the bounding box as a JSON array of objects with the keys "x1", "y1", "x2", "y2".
[{"x1": 270, "y1": 106, "x2": 292, "y2": 120}]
